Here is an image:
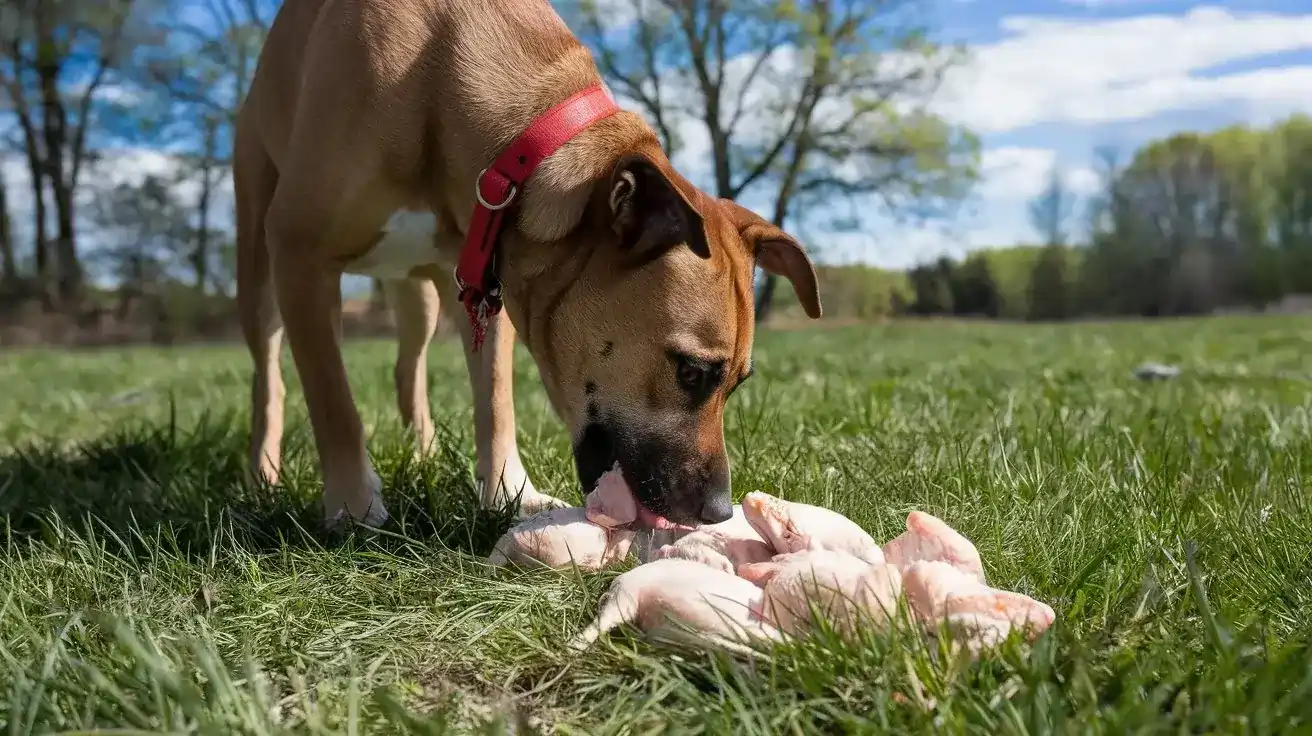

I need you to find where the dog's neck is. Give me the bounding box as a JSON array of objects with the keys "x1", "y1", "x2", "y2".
[
  {"x1": 443, "y1": 27, "x2": 655, "y2": 243},
  {"x1": 511, "y1": 109, "x2": 659, "y2": 243}
]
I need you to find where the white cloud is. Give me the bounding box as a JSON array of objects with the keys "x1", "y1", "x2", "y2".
[
  {"x1": 937, "y1": 6, "x2": 1312, "y2": 134},
  {"x1": 2, "y1": 148, "x2": 221, "y2": 231},
  {"x1": 601, "y1": 5, "x2": 1312, "y2": 267},
  {"x1": 1058, "y1": 0, "x2": 1164, "y2": 7},
  {"x1": 831, "y1": 5, "x2": 1312, "y2": 265},
  {"x1": 979, "y1": 147, "x2": 1099, "y2": 200}
]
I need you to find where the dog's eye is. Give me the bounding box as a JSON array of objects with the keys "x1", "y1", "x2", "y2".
[
  {"x1": 676, "y1": 359, "x2": 707, "y2": 392},
  {"x1": 672, "y1": 354, "x2": 723, "y2": 401}
]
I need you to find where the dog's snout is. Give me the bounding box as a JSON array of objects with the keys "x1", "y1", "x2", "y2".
[{"x1": 698, "y1": 493, "x2": 734, "y2": 524}]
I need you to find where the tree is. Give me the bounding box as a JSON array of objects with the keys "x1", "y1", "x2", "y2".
[
  {"x1": 1267, "y1": 115, "x2": 1312, "y2": 295},
  {"x1": 907, "y1": 257, "x2": 953, "y2": 315},
  {"x1": 0, "y1": 0, "x2": 142, "y2": 308},
  {"x1": 1078, "y1": 146, "x2": 1140, "y2": 316},
  {"x1": 1208, "y1": 124, "x2": 1283, "y2": 307},
  {"x1": 565, "y1": 0, "x2": 979, "y2": 323},
  {"x1": 90, "y1": 172, "x2": 192, "y2": 319},
  {"x1": 1026, "y1": 244, "x2": 1068, "y2": 321},
  {"x1": 127, "y1": 0, "x2": 275, "y2": 295},
  {"x1": 1103, "y1": 134, "x2": 1242, "y2": 315},
  {"x1": 1027, "y1": 163, "x2": 1075, "y2": 247},
  {"x1": 0, "y1": 170, "x2": 15, "y2": 285},
  {"x1": 950, "y1": 253, "x2": 999, "y2": 317}
]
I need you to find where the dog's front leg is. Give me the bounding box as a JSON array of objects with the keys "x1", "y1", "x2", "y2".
[{"x1": 441, "y1": 285, "x2": 567, "y2": 517}]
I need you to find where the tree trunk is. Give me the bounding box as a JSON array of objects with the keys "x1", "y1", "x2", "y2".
[
  {"x1": 12, "y1": 104, "x2": 52, "y2": 306},
  {"x1": 29, "y1": 166, "x2": 52, "y2": 308},
  {"x1": 193, "y1": 118, "x2": 219, "y2": 293},
  {"x1": 52, "y1": 187, "x2": 79, "y2": 305},
  {"x1": 755, "y1": 132, "x2": 811, "y2": 326},
  {"x1": 194, "y1": 169, "x2": 212, "y2": 293},
  {"x1": 0, "y1": 174, "x2": 15, "y2": 285},
  {"x1": 754, "y1": 274, "x2": 778, "y2": 321},
  {"x1": 36, "y1": 11, "x2": 81, "y2": 310}
]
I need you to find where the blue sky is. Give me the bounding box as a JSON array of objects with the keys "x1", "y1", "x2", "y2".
[{"x1": 827, "y1": 0, "x2": 1312, "y2": 268}]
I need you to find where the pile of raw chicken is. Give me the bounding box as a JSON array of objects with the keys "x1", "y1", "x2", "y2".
[{"x1": 488, "y1": 467, "x2": 1055, "y2": 655}]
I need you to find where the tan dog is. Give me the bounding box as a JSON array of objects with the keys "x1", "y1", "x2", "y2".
[{"x1": 234, "y1": 0, "x2": 821, "y2": 529}]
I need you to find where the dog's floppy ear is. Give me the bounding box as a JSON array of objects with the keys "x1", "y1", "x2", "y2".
[
  {"x1": 609, "y1": 153, "x2": 711, "y2": 259},
  {"x1": 723, "y1": 200, "x2": 822, "y2": 319}
]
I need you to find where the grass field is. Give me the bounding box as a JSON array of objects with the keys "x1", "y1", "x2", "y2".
[{"x1": 2, "y1": 316, "x2": 1312, "y2": 733}]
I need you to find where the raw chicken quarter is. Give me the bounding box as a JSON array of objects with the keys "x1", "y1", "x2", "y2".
[
  {"x1": 487, "y1": 507, "x2": 635, "y2": 570},
  {"x1": 742, "y1": 491, "x2": 884, "y2": 564},
  {"x1": 882, "y1": 510, "x2": 987, "y2": 583},
  {"x1": 570, "y1": 559, "x2": 781, "y2": 654},
  {"x1": 487, "y1": 466, "x2": 639, "y2": 571}
]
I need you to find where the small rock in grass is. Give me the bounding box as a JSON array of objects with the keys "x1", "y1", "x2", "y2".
[{"x1": 1133, "y1": 362, "x2": 1181, "y2": 381}]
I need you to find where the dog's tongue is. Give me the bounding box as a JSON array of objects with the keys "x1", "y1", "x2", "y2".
[{"x1": 634, "y1": 504, "x2": 690, "y2": 531}]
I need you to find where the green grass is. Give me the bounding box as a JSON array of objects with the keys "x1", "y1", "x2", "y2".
[{"x1": 3, "y1": 315, "x2": 1312, "y2": 733}]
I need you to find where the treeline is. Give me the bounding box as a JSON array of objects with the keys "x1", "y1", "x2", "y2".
[
  {"x1": 903, "y1": 115, "x2": 1312, "y2": 321},
  {"x1": 759, "y1": 115, "x2": 1312, "y2": 323},
  {"x1": 2, "y1": 1, "x2": 1308, "y2": 346}
]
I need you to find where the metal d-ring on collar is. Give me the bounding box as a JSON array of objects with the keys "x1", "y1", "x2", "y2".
[
  {"x1": 475, "y1": 167, "x2": 518, "y2": 211},
  {"x1": 452, "y1": 265, "x2": 502, "y2": 298}
]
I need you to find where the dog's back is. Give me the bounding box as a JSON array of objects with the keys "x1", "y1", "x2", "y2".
[{"x1": 240, "y1": 0, "x2": 598, "y2": 180}]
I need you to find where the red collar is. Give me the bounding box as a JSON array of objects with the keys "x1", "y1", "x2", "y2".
[{"x1": 456, "y1": 84, "x2": 620, "y2": 350}]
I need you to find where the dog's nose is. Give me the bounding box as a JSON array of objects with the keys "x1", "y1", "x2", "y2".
[{"x1": 698, "y1": 494, "x2": 734, "y2": 524}]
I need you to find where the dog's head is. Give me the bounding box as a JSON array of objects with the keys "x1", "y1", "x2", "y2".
[{"x1": 507, "y1": 149, "x2": 821, "y2": 527}]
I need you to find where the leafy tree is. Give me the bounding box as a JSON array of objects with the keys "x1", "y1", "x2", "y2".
[
  {"x1": 1208, "y1": 124, "x2": 1283, "y2": 307},
  {"x1": 128, "y1": 0, "x2": 275, "y2": 296},
  {"x1": 907, "y1": 257, "x2": 953, "y2": 315},
  {"x1": 565, "y1": 0, "x2": 979, "y2": 322},
  {"x1": 1027, "y1": 163, "x2": 1075, "y2": 247},
  {"x1": 1081, "y1": 135, "x2": 1235, "y2": 316},
  {"x1": 1026, "y1": 244, "x2": 1068, "y2": 321},
  {"x1": 949, "y1": 253, "x2": 999, "y2": 317},
  {"x1": 89, "y1": 173, "x2": 193, "y2": 319},
  {"x1": 1267, "y1": 115, "x2": 1312, "y2": 294}
]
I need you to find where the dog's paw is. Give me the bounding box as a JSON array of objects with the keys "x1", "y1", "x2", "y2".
[{"x1": 323, "y1": 467, "x2": 390, "y2": 530}]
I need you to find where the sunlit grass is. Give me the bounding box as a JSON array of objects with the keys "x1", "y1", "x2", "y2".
[{"x1": 2, "y1": 315, "x2": 1311, "y2": 732}]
